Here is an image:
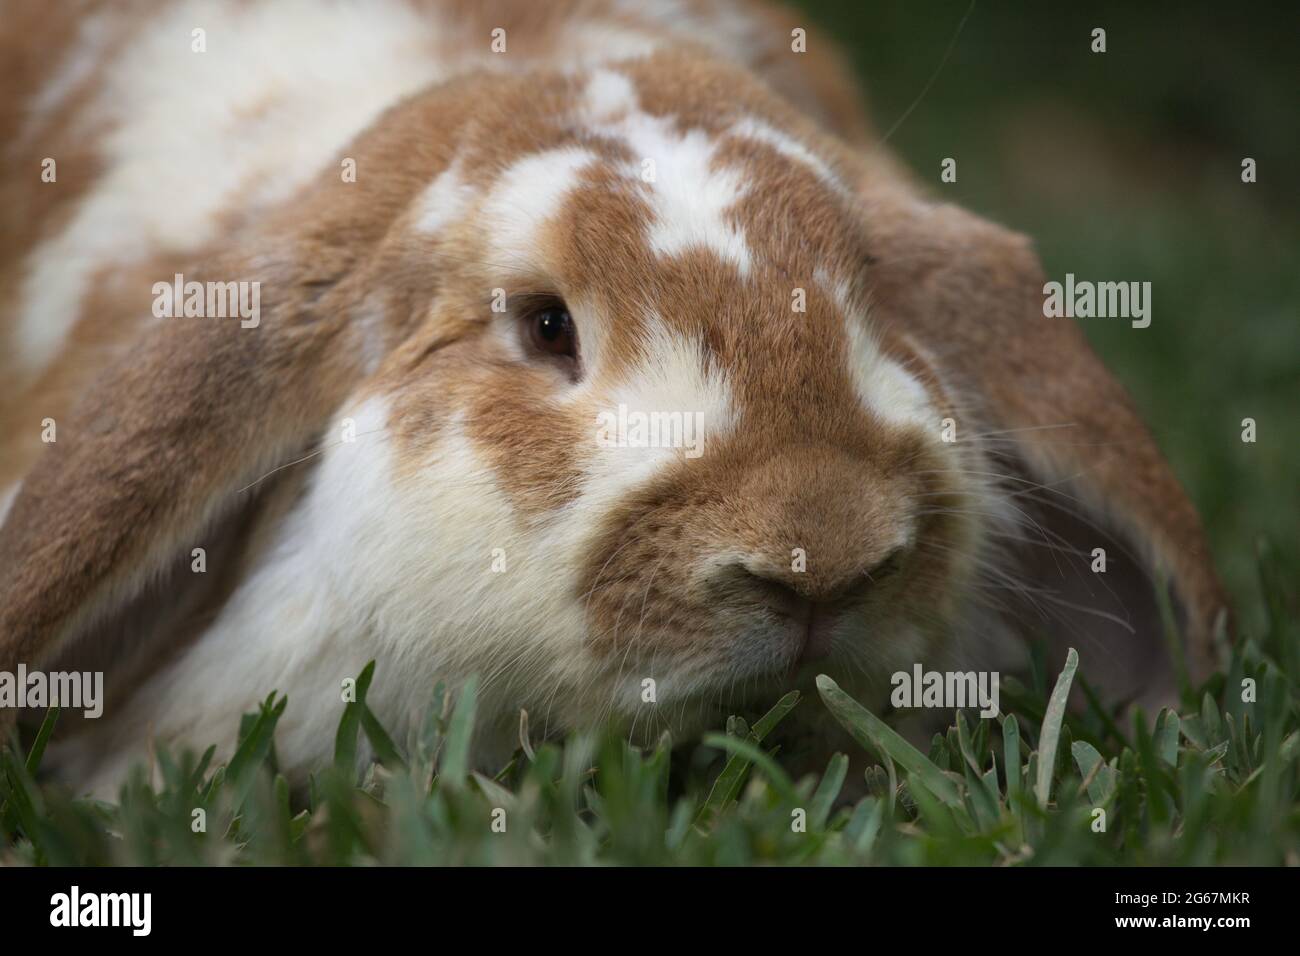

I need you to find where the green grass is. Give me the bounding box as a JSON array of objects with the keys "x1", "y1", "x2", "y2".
[{"x1": 3, "y1": 543, "x2": 1295, "y2": 865}]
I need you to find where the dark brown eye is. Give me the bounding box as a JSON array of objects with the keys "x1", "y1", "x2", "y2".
[{"x1": 528, "y1": 305, "x2": 576, "y2": 358}]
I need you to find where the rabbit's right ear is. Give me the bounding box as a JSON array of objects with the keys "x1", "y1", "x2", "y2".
[
  {"x1": 0, "y1": 80, "x2": 490, "y2": 679},
  {"x1": 863, "y1": 196, "x2": 1228, "y2": 702}
]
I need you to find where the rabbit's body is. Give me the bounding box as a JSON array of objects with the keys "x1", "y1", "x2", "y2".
[{"x1": 0, "y1": 1, "x2": 1225, "y2": 797}]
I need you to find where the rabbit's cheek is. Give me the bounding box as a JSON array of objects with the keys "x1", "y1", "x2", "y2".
[{"x1": 461, "y1": 375, "x2": 590, "y2": 515}]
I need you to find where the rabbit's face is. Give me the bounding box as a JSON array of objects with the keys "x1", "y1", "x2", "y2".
[{"x1": 338, "y1": 62, "x2": 994, "y2": 729}]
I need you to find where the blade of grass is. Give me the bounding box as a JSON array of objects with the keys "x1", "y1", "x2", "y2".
[
  {"x1": 695, "y1": 691, "x2": 799, "y2": 826},
  {"x1": 1155, "y1": 709, "x2": 1180, "y2": 767},
  {"x1": 334, "y1": 662, "x2": 376, "y2": 774},
  {"x1": 809, "y1": 753, "x2": 848, "y2": 829},
  {"x1": 848, "y1": 796, "x2": 884, "y2": 856},
  {"x1": 1035, "y1": 647, "x2": 1078, "y2": 809},
  {"x1": 700, "y1": 733, "x2": 797, "y2": 804},
  {"x1": 1003, "y1": 714, "x2": 1021, "y2": 805},
  {"x1": 1072, "y1": 740, "x2": 1118, "y2": 805},
  {"x1": 439, "y1": 675, "x2": 479, "y2": 785},
  {"x1": 226, "y1": 694, "x2": 286, "y2": 791},
  {"x1": 24, "y1": 707, "x2": 60, "y2": 775},
  {"x1": 360, "y1": 706, "x2": 407, "y2": 770},
  {"x1": 816, "y1": 675, "x2": 960, "y2": 807}
]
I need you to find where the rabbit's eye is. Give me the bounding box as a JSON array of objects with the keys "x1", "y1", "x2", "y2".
[{"x1": 528, "y1": 305, "x2": 576, "y2": 358}]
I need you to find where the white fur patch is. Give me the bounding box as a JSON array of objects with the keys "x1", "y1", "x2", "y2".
[
  {"x1": 351, "y1": 291, "x2": 394, "y2": 376},
  {"x1": 816, "y1": 269, "x2": 856, "y2": 317},
  {"x1": 625, "y1": 114, "x2": 752, "y2": 272},
  {"x1": 729, "y1": 117, "x2": 845, "y2": 193},
  {"x1": 843, "y1": 318, "x2": 932, "y2": 428},
  {"x1": 415, "y1": 160, "x2": 477, "y2": 236},
  {"x1": 585, "y1": 106, "x2": 753, "y2": 272},
  {"x1": 15, "y1": 0, "x2": 448, "y2": 373},
  {"x1": 579, "y1": 70, "x2": 755, "y2": 272},
  {"x1": 583, "y1": 69, "x2": 638, "y2": 122},
  {"x1": 581, "y1": 316, "x2": 736, "y2": 497},
  {"x1": 16, "y1": 12, "x2": 117, "y2": 150},
  {"x1": 53, "y1": 395, "x2": 400, "y2": 794},
  {"x1": 57, "y1": 394, "x2": 607, "y2": 795},
  {"x1": 570, "y1": 23, "x2": 661, "y2": 65},
  {"x1": 611, "y1": 0, "x2": 767, "y2": 66},
  {"x1": 481, "y1": 147, "x2": 599, "y2": 267}
]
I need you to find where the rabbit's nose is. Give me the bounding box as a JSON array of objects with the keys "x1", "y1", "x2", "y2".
[
  {"x1": 706, "y1": 549, "x2": 904, "y2": 661},
  {"x1": 731, "y1": 546, "x2": 905, "y2": 609},
  {"x1": 738, "y1": 566, "x2": 870, "y2": 613},
  {"x1": 735, "y1": 573, "x2": 848, "y2": 663},
  {"x1": 733, "y1": 567, "x2": 863, "y2": 665}
]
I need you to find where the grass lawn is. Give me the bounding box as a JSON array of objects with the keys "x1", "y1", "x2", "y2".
[{"x1": 2, "y1": 547, "x2": 1296, "y2": 865}]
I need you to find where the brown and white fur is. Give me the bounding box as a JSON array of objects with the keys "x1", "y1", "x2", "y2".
[{"x1": 0, "y1": 0, "x2": 1227, "y2": 797}]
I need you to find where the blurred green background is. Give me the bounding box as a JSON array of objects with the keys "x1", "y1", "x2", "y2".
[{"x1": 795, "y1": 0, "x2": 1299, "y2": 633}]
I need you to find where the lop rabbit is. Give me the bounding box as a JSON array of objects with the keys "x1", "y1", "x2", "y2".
[{"x1": 0, "y1": 0, "x2": 1226, "y2": 796}]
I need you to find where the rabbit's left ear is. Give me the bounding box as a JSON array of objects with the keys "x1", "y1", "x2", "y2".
[
  {"x1": 0, "y1": 86, "x2": 486, "y2": 682},
  {"x1": 865, "y1": 197, "x2": 1228, "y2": 703},
  {"x1": 0, "y1": 242, "x2": 372, "y2": 676}
]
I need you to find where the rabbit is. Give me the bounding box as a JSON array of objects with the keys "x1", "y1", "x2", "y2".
[{"x1": 0, "y1": 0, "x2": 1228, "y2": 798}]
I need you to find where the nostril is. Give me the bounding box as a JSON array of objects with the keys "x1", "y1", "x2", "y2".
[
  {"x1": 863, "y1": 546, "x2": 906, "y2": 585},
  {"x1": 738, "y1": 565, "x2": 863, "y2": 612},
  {"x1": 733, "y1": 569, "x2": 838, "y2": 664},
  {"x1": 710, "y1": 545, "x2": 908, "y2": 612},
  {"x1": 743, "y1": 573, "x2": 809, "y2": 617}
]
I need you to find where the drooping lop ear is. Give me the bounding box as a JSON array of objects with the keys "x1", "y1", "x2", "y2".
[
  {"x1": 0, "y1": 79, "x2": 490, "y2": 682},
  {"x1": 864, "y1": 196, "x2": 1228, "y2": 705}
]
